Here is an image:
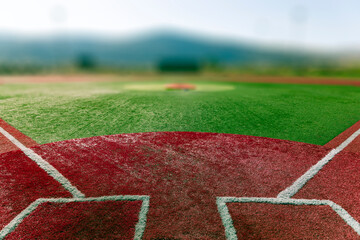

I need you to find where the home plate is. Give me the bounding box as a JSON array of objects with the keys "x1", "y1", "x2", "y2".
[{"x1": 1, "y1": 132, "x2": 359, "y2": 239}]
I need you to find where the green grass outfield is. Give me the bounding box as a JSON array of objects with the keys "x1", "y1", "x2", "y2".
[{"x1": 1, "y1": 77, "x2": 360, "y2": 145}]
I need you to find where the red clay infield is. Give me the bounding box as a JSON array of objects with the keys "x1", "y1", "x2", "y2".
[
  {"x1": 294, "y1": 150, "x2": 360, "y2": 232},
  {"x1": 0, "y1": 151, "x2": 71, "y2": 230},
  {"x1": 0, "y1": 118, "x2": 37, "y2": 153},
  {"x1": 6, "y1": 201, "x2": 142, "y2": 239},
  {"x1": 2, "y1": 132, "x2": 359, "y2": 239},
  {"x1": 325, "y1": 120, "x2": 360, "y2": 153},
  {"x1": 228, "y1": 203, "x2": 356, "y2": 239},
  {"x1": 1, "y1": 74, "x2": 360, "y2": 87}
]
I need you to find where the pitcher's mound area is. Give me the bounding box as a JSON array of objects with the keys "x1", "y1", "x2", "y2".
[
  {"x1": 1, "y1": 132, "x2": 359, "y2": 239},
  {"x1": 165, "y1": 83, "x2": 196, "y2": 90}
]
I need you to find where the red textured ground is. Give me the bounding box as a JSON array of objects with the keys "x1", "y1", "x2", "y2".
[
  {"x1": 228, "y1": 203, "x2": 357, "y2": 239},
  {"x1": 6, "y1": 201, "x2": 142, "y2": 240},
  {"x1": 294, "y1": 151, "x2": 360, "y2": 231},
  {"x1": 1, "y1": 122, "x2": 360, "y2": 239},
  {"x1": 2, "y1": 132, "x2": 356, "y2": 239},
  {"x1": 0, "y1": 151, "x2": 71, "y2": 230},
  {"x1": 0, "y1": 118, "x2": 37, "y2": 153},
  {"x1": 0, "y1": 136, "x2": 18, "y2": 154},
  {"x1": 324, "y1": 120, "x2": 360, "y2": 153}
]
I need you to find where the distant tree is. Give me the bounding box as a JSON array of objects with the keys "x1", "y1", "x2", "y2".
[
  {"x1": 76, "y1": 53, "x2": 96, "y2": 70},
  {"x1": 157, "y1": 57, "x2": 201, "y2": 73}
]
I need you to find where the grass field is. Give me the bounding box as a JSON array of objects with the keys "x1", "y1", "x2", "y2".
[{"x1": 1, "y1": 75, "x2": 360, "y2": 145}]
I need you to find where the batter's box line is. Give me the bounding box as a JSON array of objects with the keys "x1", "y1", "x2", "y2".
[
  {"x1": 0, "y1": 195, "x2": 150, "y2": 240},
  {"x1": 216, "y1": 196, "x2": 360, "y2": 240}
]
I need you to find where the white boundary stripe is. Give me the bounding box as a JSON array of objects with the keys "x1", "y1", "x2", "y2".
[
  {"x1": 335, "y1": 127, "x2": 360, "y2": 152},
  {"x1": 217, "y1": 197, "x2": 360, "y2": 239},
  {"x1": 217, "y1": 197, "x2": 237, "y2": 239},
  {"x1": 0, "y1": 195, "x2": 150, "y2": 240},
  {"x1": 277, "y1": 127, "x2": 360, "y2": 199},
  {"x1": 0, "y1": 126, "x2": 84, "y2": 198},
  {"x1": 0, "y1": 199, "x2": 42, "y2": 240}
]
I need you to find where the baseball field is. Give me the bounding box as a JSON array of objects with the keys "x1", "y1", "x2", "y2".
[{"x1": 1, "y1": 74, "x2": 360, "y2": 239}]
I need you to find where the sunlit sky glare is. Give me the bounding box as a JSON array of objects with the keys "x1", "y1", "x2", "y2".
[{"x1": 0, "y1": 0, "x2": 359, "y2": 49}]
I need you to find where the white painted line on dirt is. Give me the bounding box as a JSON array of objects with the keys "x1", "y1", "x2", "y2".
[
  {"x1": 277, "y1": 127, "x2": 360, "y2": 199},
  {"x1": 328, "y1": 201, "x2": 360, "y2": 235},
  {"x1": 0, "y1": 195, "x2": 150, "y2": 240},
  {"x1": 335, "y1": 127, "x2": 360, "y2": 153},
  {"x1": 220, "y1": 196, "x2": 331, "y2": 205},
  {"x1": 0, "y1": 126, "x2": 84, "y2": 198},
  {"x1": 134, "y1": 196, "x2": 150, "y2": 240},
  {"x1": 217, "y1": 196, "x2": 360, "y2": 239},
  {"x1": 217, "y1": 197, "x2": 238, "y2": 240},
  {"x1": 277, "y1": 149, "x2": 337, "y2": 199},
  {"x1": 0, "y1": 199, "x2": 42, "y2": 240}
]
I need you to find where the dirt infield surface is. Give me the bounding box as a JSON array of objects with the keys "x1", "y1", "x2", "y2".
[
  {"x1": 228, "y1": 75, "x2": 360, "y2": 87},
  {"x1": 1, "y1": 74, "x2": 360, "y2": 86},
  {"x1": 0, "y1": 119, "x2": 37, "y2": 153},
  {"x1": 1, "y1": 129, "x2": 360, "y2": 239},
  {"x1": 325, "y1": 120, "x2": 360, "y2": 153}
]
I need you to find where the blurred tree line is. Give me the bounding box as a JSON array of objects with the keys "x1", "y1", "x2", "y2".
[{"x1": 1, "y1": 54, "x2": 360, "y2": 78}]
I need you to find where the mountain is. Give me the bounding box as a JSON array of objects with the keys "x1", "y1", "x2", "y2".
[{"x1": 0, "y1": 30, "x2": 327, "y2": 68}]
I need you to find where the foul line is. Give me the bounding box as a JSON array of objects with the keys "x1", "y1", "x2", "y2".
[
  {"x1": 218, "y1": 124, "x2": 360, "y2": 238},
  {"x1": 0, "y1": 126, "x2": 84, "y2": 198},
  {"x1": 277, "y1": 127, "x2": 360, "y2": 199},
  {"x1": 0, "y1": 126, "x2": 150, "y2": 239},
  {"x1": 0, "y1": 195, "x2": 150, "y2": 240},
  {"x1": 217, "y1": 197, "x2": 360, "y2": 240}
]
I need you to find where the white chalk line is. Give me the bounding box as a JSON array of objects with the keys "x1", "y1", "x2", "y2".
[
  {"x1": 277, "y1": 126, "x2": 360, "y2": 199},
  {"x1": 217, "y1": 197, "x2": 360, "y2": 240},
  {"x1": 218, "y1": 125, "x2": 360, "y2": 239},
  {"x1": 0, "y1": 126, "x2": 84, "y2": 198},
  {"x1": 0, "y1": 195, "x2": 150, "y2": 240},
  {"x1": 0, "y1": 126, "x2": 151, "y2": 239}
]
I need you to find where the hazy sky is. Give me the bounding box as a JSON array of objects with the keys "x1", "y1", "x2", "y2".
[{"x1": 0, "y1": 0, "x2": 359, "y2": 49}]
